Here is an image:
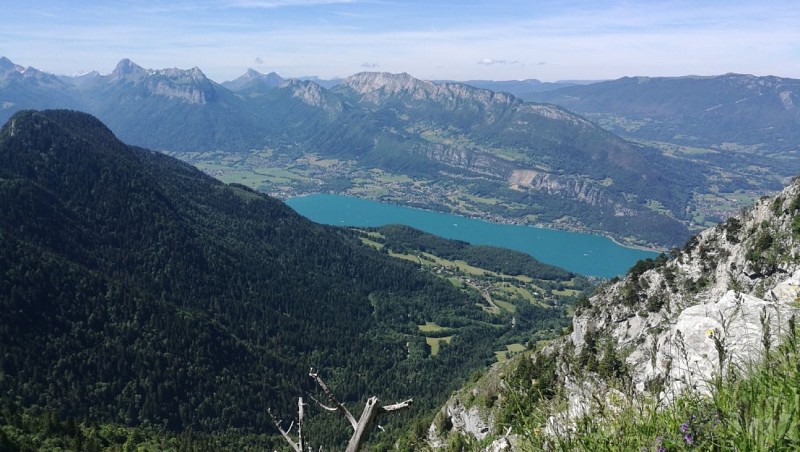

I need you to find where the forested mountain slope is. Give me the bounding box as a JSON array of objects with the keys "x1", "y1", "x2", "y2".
[{"x1": 0, "y1": 110, "x2": 562, "y2": 448}]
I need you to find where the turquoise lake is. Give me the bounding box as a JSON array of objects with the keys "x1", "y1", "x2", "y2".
[{"x1": 286, "y1": 194, "x2": 658, "y2": 278}]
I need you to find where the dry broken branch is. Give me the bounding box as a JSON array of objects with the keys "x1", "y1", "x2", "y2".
[
  {"x1": 380, "y1": 399, "x2": 413, "y2": 412},
  {"x1": 297, "y1": 397, "x2": 306, "y2": 452},
  {"x1": 267, "y1": 408, "x2": 300, "y2": 452},
  {"x1": 309, "y1": 368, "x2": 358, "y2": 429},
  {"x1": 267, "y1": 398, "x2": 305, "y2": 452},
  {"x1": 309, "y1": 394, "x2": 338, "y2": 412}
]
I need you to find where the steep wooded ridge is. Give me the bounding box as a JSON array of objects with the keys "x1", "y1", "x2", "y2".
[
  {"x1": 0, "y1": 57, "x2": 703, "y2": 247},
  {"x1": 0, "y1": 110, "x2": 587, "y2": 448},
  {"x1": 432, "y1": 177, "x2": 800, "y2": 449}
]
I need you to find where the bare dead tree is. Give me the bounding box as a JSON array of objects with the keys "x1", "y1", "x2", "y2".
[
  {"x1": 269, "y1": 369, "x2": 412, "y2": 452},
  {"x1": 309, "y1": 369, "x2": 412, "y2": 452}
]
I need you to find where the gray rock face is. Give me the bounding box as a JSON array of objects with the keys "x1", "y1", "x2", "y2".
[
  {"x1": 447, "y1": 400, "x2": 492, "y2": 440},
  {"x1": 659, "y1": 289, "x2": 792, "y2": 393},
  {"x1": 342, "y1": 72, "x2": 519, "y2": 112},
  {"x1": 508, "y1": 170, "x2": 608, "y2": 207},
  {"x1": 563, "y1": 178, "x2": 800, "y2": 419},
  {"x1": 108, "y1": 59, "x2": 217, "y2": 104},
  {"x1": 280, "y1": 79, "x2": 342, "y2": 114},
  {"x1": 427, "y1": 359, "x2": 519, "y2": 451}
]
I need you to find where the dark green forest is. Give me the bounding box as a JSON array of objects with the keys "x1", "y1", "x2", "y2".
[
  {"x1": 372, "y1": 224, "x2": 574, "y2": 281},
  {"x1": 0, "y1": 110, "x2": 588, "y2": 449}
]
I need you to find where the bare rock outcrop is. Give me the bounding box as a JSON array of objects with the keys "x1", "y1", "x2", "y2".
[
  {"x1": 562, "y1": 178, "x2": 800, "y2": 420},
  {"x1": 431, "y1": 178, "x2": 800, "y2": 450}
]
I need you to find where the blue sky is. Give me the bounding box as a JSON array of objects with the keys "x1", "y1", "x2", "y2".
[{"x1": 2, "y1": 0, "x2": 798, "y2": 82}]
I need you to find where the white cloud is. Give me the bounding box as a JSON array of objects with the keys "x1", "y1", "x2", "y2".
[{"x1": 477, "y1": 58, "x2": 522, "y2": 66}]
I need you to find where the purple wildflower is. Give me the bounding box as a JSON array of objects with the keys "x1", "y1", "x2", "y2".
[
  {"x1": 655, "y1": 436, "x2": 665, "y2": 452},
  {"x1": 684, "y1": 433, "x2": 693, "y2": 445},
  {"x1": 680, "y1": 422, "x2": 689, "y2": 433}
]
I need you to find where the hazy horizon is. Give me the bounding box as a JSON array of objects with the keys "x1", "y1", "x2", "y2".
[{"x1": 2, "y1": 0, "x2": 798, "y2": 83}]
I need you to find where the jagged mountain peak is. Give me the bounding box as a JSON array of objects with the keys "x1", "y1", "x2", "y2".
[
  {"x1": 0, "y1": 56, "x2": 22, "y2": 72},
  {"x1": 111, "y1": 58, "x2": 148, "y2": 79},
  {"x1": 278, "y1": 78, "x2": 341, "y2": 112},
  {"x1": 243, "y1": 68, "x2": 282, "y2": 80},
  {"x1": 106, "y1": 60, "x2": 218, "y2": 104},
  {"x1": 110, "y1": 59, "x2": 210, "y2": 83},
  {"x1": 222, "y1": 68, "x2": 284, "y2": 93},
  {"x1": 158, "y1": 66, "x2": 207, "y2": 80},
  {"x1": 0, "y1": 58, "x2": 68, "y2": 88}
]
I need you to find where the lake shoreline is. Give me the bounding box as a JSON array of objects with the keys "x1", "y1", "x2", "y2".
[
  {"x1": 286, "y1": 193, "x2": 659, "y2": 278},
  {"x1": 285, "y1": 191, "x2": 665, "y2": 255}
]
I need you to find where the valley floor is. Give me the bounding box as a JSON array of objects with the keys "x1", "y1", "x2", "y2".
[{"x1": 169, "y1": 149, "x2": 696, "y2": 250}]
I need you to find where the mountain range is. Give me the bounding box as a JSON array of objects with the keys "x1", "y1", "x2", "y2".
[
  {"x1": 433, "y1": 78, "x2": 592, "y2": 99},
  {"x1": 0, "y1": 109, "x2": 590, "y2": 448},
  {"x1": 3, "y1": 57, "x2": 800, "y2": 248},
  {"x1": 525, "y1": 74, "x2": 800, "y2": 153}
]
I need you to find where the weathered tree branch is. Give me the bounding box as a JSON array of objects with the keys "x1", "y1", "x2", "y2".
[
  {"x1": 347, "y1": 397, "x2": 381, "y2": 452},
  {"x1": 380, "y1": 399, "x2": 413, "y2": 412},
  {"x1": 267, "y1": 408, "x2": 300, "y2": 452},
  {"x1": 297, "y1": 397, "x2": 306, "y2": 452},
  {"x1": 309, "y1": 368, "x2": 358, "y2": 430},
  {"x1": 309, "y1": 394, "x2": 338, "y2": 412},
  {"x1": 267, "y1": 398, "x2": 305, "y2": 452}
]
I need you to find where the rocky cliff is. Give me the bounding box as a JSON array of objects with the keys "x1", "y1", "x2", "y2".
[
  {"x1": 431, "y1": 177, "x2": 800, "y2": 450},
  {"x1": 342, "y1": 72, "x2": 518, "y2": 113},
  {"x1": 108, "y1": 59, "x2": 218, "y2": 104},
  {"x1": 566, "y1": 178, "x2": 800, "y2": 405}
]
